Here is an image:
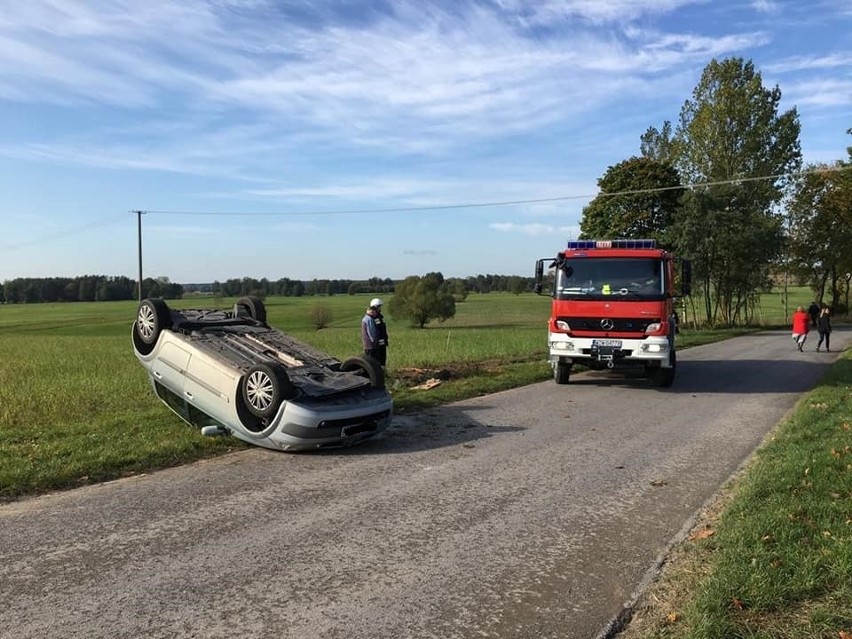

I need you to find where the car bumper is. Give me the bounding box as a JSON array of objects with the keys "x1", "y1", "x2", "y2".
[{"x1": 243, "y1": 392, "x2": 394, "y2": 451}]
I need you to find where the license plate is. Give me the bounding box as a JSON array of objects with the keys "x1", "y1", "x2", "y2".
[
  {"x1": 342, "y1": 422, "x2": 377, "y2": 437},
  {"x1": 592, "y1": 339, "x2": 622, "y2": 348}
]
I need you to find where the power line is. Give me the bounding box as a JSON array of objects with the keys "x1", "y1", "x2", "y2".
[
  {"x1": 0, "y1": 212, "x2": 129, "y2": 252},
  {"x1": 139, "y1": 165, "x2": 850, "y2": 217},
  {"x1": 2, "y1": 165, "x2": 848, "y2": 255}
]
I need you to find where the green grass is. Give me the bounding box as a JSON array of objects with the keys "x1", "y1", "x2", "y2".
[
  {"x1": 619, "y1": 351, "x2": 852, "y2": 639},
  {"x1": 0, "y1": 290, "x2": 808, "y2": 501}
]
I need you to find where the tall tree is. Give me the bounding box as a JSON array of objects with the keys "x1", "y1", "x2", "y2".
[
  {"x1": 670, "y1": 57, "x2": 801, "y2": 325},
  {"x1": 786, "y1": 133, "x2": 852, "y2": 312},
  {"x1": 580, "y1": 156, "x2": 682, "y2": 244},
  {"x1": 640, "y1": 121, "x2": 679, "y2": 163}
]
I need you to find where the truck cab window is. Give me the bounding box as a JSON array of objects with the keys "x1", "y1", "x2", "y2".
[{"x1": 556, "y1": 258, "x2": 664, "y2": 299}]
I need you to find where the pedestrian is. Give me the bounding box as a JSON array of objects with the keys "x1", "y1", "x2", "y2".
[
  {"x1": 361, "y1": 297, "x2": 389, "y2": 366},
  {"x1": 807, "y1": 301, "x2": 820, "y2": 327},
  {"x1": 815, "y1": 305, "x2": 832, "y2": 352},
  {"x1": 791, "y1": 305, "x2": 810, "y2": 352}
]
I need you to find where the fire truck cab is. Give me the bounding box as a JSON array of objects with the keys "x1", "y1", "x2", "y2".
[{"x1": 534, "y1": 239, "x2": 690, "y2": 387}]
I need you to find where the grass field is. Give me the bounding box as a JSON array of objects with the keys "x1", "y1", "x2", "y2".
[{"x1": 0, "y1": 287, "x2": 819, "y2": 501}]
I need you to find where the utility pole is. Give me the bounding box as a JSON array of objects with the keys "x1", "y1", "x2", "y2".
[{"x1": 135, "y1": 210, "x2": 145, "y2": 302}]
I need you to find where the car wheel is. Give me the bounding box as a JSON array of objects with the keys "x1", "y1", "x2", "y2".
[
  {"x1": 553, "y1": 360, "x2": 571, "y2": 384},
  {"x1": 133, "y1": 298, "x2": 171, "y2": 354},
  {"x1": 241, "y1": 364, "x2": 292, "y2": 420},
  {"x1": 651, "y1": 351, "x2": 676, "y2": 388},
  {"x1": 236, "y1": 296, "x2": 267, "y2": 324},
  {"x1": 340, "y1": 355, "x2": 385, "y2": 389}
]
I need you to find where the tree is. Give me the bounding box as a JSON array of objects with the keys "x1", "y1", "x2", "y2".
[
  {"x1": 507, "y1": 276, "x2": 527, "y2": 295},
  {"x1": 387, "y1": 273, "x2": 456, "y2": 328},
  {"x1": 640, "y1": 120, "x2": 679, "y2": 163},
  {"x1": 443, "y1": 278, "x2": 469, "y2": 301},
  {"x1": 786, "y1": 145, "x2": 852, "y2": 312},
  {"x1": 580, "y1": 156, "x2": 682, "y2": 243},
  {"x1": 668, "y1": 57, "x2": 801, "y2": 325}
]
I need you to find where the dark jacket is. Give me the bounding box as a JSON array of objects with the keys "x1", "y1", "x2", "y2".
[
  {"x1": 817, "y1": 313, "x2": 832, "y2": 334},
  {"x1": 808, "y1": 303, "x2": 820, "y2": 324}
]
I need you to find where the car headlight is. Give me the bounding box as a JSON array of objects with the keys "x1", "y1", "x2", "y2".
[{"x1": 555, "y1": 320, "x2": 570, "y2": 331}]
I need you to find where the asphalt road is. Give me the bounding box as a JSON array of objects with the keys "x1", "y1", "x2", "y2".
[{"x1": 1, "y1": 327, "x2": 848, "y2": 639}]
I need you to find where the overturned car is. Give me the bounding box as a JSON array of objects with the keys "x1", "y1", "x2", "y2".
[{"x1": 132, "y1": 296, "x2": 393, "y2": 451}]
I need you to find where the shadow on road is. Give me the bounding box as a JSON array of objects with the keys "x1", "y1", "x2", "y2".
[
  {"x1": 569, "y1": 356, "x2": 839, "y2": 394},
  {"x1": 300, "y1": 403, "x2": 524, "y2": 457}
]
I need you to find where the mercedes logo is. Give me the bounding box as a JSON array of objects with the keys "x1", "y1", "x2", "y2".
[{"x1": 600, "y1": 318, "x2": 615, "y2": 331}]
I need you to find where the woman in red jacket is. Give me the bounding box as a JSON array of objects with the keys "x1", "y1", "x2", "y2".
[{"x1": 791, "y1": 305, "x2": 810, "y2": 352}]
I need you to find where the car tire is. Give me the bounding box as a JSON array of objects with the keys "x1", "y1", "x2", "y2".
[
  {"x1": 133, "y1": 298, "x2": 171, "y2": 355},
  {"x1": 554, "y1": 360, "x2": 571, "y2": 384},
  {"x1": 241, "y1": 364, "x2": 292, "y2": 420},
  {"x1": 340, "y1": 355, "x2": 385, "y2": 389},
  {"x1": 236, "y1": 296, "x2": 267, "y2": 324}
]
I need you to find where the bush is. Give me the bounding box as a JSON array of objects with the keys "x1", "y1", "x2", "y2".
[{"x1": 309, "y1": 303, "x2": 334, "y2": 330}]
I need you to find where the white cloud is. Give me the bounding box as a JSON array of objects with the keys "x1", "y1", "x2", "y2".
[
  {"x1": 489, "y1": 222, "x2": 579, "y2": 237},
  {"x1": 784, "y1": 78, "x2": 852, "y2": 107},
  {"x1": 750, "y1": 0, "x2": 778, "y2": 13},
  {"x1": 0, "y1": 0, "x2": 764, "y2": 175},
  {"x1": 495, "y1": 0, "x2": 708, "y2": 25},
  {"x1": 765, "y1": 53, "x2": 852, "y2": 73}
]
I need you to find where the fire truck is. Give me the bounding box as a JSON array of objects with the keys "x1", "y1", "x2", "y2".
[{"x1": 534, "y1": 239, "x2": 691, "y2": 387}]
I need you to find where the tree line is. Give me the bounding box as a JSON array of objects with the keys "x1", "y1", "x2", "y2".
[
  {"x1": 0, "y1": 276, "x2": 182, "y2": 304},
  {"x1": 0, "y1": 273, "x2": 537, "y2": 304}
]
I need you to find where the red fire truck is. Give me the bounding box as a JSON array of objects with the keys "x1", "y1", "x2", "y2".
[{"x1": 534, "y1": 239, "x2": 691, "y2": 387}]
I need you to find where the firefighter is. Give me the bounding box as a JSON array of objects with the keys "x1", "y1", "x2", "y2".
[{"x1": 361, "y1": 298, "x2": 389, "y2": 366}]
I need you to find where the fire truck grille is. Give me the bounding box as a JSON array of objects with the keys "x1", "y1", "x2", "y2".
[{"x1": 562, "y1": 317, "x2": 659, "y2": 332}]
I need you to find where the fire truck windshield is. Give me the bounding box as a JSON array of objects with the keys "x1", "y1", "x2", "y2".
[{"x1": 555, "y1": 258, "x2": 664, "y2": 300}]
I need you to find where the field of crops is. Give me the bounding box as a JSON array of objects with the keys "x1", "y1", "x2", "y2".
[{"x1": 0, "y1": 288, "x2": 817, "y2": 500}]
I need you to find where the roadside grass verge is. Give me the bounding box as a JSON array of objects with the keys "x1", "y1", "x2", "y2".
[{"x1": 618, "y1": 350, "x2": 852, "y2": 639}]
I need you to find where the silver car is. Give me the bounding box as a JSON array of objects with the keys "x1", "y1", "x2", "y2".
[{"x1": 132, "y1": 297, "x2": 393, "y2": 451}]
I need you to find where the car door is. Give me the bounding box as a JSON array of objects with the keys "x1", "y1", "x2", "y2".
[
  {"x1": 150, "y1": 340, "x2": 191, "y2": 396},
  {"x1": 183, "y1": 352, "x2": 238, "y2": 420}
]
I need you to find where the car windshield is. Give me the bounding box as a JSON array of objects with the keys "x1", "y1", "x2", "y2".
[{"x1": 555, "y1": 258, "x2": 664, "y2": 300}]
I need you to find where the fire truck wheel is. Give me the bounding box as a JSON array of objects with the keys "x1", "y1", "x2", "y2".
[
  {"x1": 650, "y1": 352, "x2": 676, "y2": 388},
  {"x1": 553, "y1": 361, "x2": 571, "y2": 384}
]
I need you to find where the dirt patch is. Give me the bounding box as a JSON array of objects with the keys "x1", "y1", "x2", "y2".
[{"x1": 392, "y1": 357, "x2": 528, "y2": 387}]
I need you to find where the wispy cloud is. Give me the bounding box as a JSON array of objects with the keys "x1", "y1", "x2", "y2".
[
  {"x1": 0, "y1": 0, "x2": 763, "y2": 179},
  {"x1": 496, "y1": 0, "x2": 708, "y2": 26},
  {"x1": 764, "y1": 53, "x2": 852, "y2": 73},
  {"x1": 784, "y1": 78, "x2": 852, "y2": 108},
  {"x1": 489, "y1": 222, "x2": 579, "y2": 237}
]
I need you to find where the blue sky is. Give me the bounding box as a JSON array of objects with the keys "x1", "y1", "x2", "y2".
[{"x1": 1, "y1": 0, "x2": 850, "y2": 283}]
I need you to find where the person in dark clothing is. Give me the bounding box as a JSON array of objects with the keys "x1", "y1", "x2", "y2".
[
  {"x1": 815, "y1": 305, "x2": 832, "y2": 352},
  {"x1": 361, "y1": 298, "x2": 389, "y2": 366},
  {"x1": 807, "y1": 301, "x2": 820, "y2": 328}
]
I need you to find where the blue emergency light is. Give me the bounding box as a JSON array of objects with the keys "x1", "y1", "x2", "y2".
[{"x1": 566, "y1": 239, "x2": 657, "y2": 249}]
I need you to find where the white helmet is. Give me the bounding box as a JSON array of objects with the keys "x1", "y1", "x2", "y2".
[{"x1": 370, "y1": 298, "x2": 384, "y2": 308}]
